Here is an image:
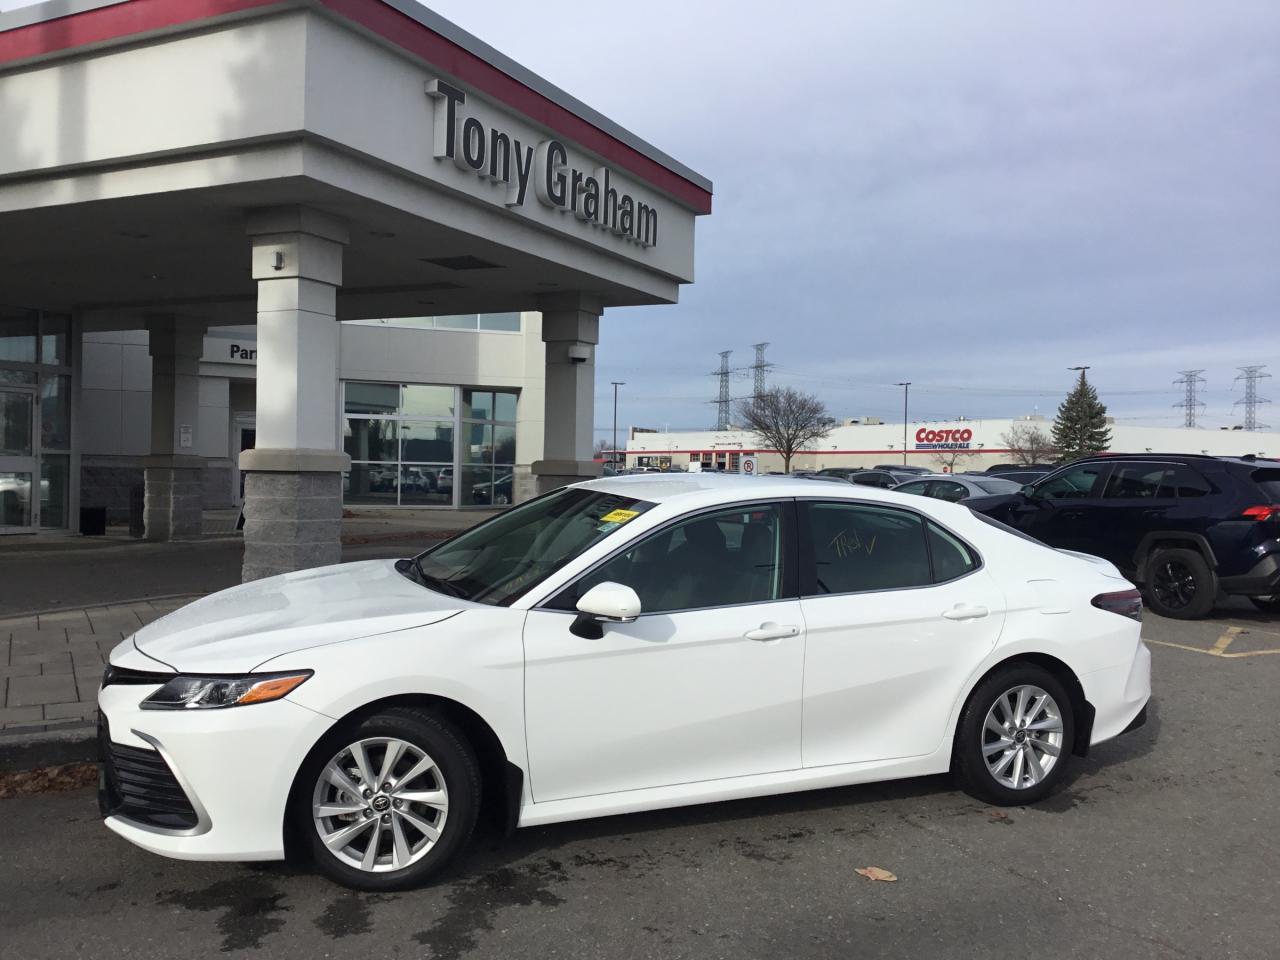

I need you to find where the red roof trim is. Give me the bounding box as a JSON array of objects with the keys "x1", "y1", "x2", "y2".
[{"x1": 0, "y1": 0, "x2": 712, "y2": 214}]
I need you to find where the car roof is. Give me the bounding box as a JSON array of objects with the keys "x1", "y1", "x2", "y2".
[{"x1": 572, "y1": 472, "x2": 916, "y2": 506}]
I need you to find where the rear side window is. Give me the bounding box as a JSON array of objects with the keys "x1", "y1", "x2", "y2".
[
  {"x1": 927, "y1": 522, "x2": 978, "y2": 582},
  {"x1": 930, "y1": 481, "x2": 967, "y2": 502},
  {"x1": 1103, "y1": 464, "x2": 1165, "y2": 499},
  {"x1": 1158, "y1": 465, "x2": 1212, "y2": 498},
  {"x1": 896, "y1": 481, "x2": 931, "y2": 496}
]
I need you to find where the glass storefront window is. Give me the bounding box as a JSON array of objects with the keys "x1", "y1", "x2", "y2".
[
  {"x1": 40, "y1": 454, "x2": 68, "y2": 529},
  {"x1": 493, "y1": 391, "x2": 517, "y2": 421},
  {"x1": 401, "y1": 384, "x2": 454, "y2": 418},
  {"x1": 401, "y1": 422, "x2": 453, "y2": 463},
  {"x1": 433, "y1": 315, "x2": 479, "y2": 330},
  {"x1": 0, "y1": 472, "x2": 32, "y2": 527},
  {"x1": 400, "y1": 464, "x2": 452, "y2": 505},
  {"x1": 343, "y1": 465, "x2": 398, "y2": 505},
  {"x1": 344, "y1": 382, "x2": 399, "y2": 416},
  {"x1": 40, "y1": 375, "x2": 70, "y2": 450},
  {"x1": 0, "y1": 310, "x2": 38, "y2": 363},
  {"x1": 343, "y1": 418, "x2": 398, "y2": 462},
  {"x1": 479, "y1": 313, "x2": 520, "y2": 332},
  {"x1": 0, "y1": 369, "x2": 36, "y2": 385},
  {"x1": 463, "y1": 389, "x2": 493, "y2": 420},
  {"x1": 40, "y1": 314, "x2": 69, "y2": 366},
  {"x1": 1, "y1": 389, "x2": 34, "y2": 455}
]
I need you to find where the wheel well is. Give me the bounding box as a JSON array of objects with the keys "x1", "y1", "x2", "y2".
[
  {"x1": 958, "y1": 654, "x2": 1095, "y2": 759},
  {"x1": 283, "y1": 694, "x2": 522, "y2": 860},
  {"x1": 1136, "y1": 536, "x2": 1216, "y2": 584}
]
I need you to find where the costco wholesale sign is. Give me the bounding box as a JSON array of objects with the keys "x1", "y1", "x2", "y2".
[
  {"x1": 427, "y1": 80, "x2": 660, "y2": 247},
  {"x1": 915, "y1": 427, "x2": 974, "y2": 451}
]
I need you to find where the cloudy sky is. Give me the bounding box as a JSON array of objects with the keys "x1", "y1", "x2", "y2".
[{"x1": 418, "y1": 0, "x2": 1278, "y2": 437}]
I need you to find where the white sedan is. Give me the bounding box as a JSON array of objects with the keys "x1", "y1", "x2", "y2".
[{"x1": 98, "y1": 475, "x2": 1150, "y2": 890}]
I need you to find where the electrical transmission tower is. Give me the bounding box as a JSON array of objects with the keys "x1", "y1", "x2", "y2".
[
  {"x1": 712, "y1": 350, "x2": 732, "y2": 429},
  {"x1": 1172, "y1": 369, "x2": 1206, "y2": 428},
  {"x1": 749, "y1": 342, "x2": 774, "y2": 400},
  {"x1": 1233, "y1": 365, "x2": 1271, "y2": 431}
]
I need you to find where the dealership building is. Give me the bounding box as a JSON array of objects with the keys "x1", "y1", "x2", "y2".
[
  {"x1": 0, "y1": 0, "x2": 711, "y2": 578},
  {"x1": 624, "y1": 418, "x2": 1280, "y2": 474}
]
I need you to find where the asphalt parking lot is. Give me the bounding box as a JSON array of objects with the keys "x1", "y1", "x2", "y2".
[{"x1": 2, "y1": 603, "x2": 1278, "y2": 960}]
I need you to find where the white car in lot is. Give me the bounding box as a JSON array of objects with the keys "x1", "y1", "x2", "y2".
[{"x1": 98, "y1": 475, "x2": 1150, "y2": 890}]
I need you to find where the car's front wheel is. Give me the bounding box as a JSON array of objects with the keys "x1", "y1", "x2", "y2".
[
  {"x1": 954, "y1": 664, "x2": 1075, "y2": 805},
  {"x1": 295, "y1": 707, "x2": 480, "y2": 890}
]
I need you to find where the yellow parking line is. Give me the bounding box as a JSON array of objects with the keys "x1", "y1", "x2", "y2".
[
  {"x1": 1145, "y1": 630, "x2": 1280, "y2": 659},
  {"x1": 1212, "y1": 626, "x2": 1242, "y2": 654}
]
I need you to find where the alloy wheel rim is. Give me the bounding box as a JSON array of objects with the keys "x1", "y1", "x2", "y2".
[
  {"x1": 1152, "y1": 559, "x2": 1196, "y2": 609},
  {"x1": 311, "y1": 737, "x2": 449, "y2": 873},
  {"x1": 982, "y1": 685, "x2": 1064, "y2": 790}
]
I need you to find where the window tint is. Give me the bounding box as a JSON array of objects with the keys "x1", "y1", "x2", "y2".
[
  {"x1": 1251, "y1": 469, "x2": 1280, "y2": 500},
  {"x1": 1159, "y1": 465, "x2": 1213, "y2": 498},
  {"x1": 1103, "y1": 464, "x2": 1165, "y2": 499},
  {"x1": 928, "y1": 522, "x2": 978, "y2": 582},
  {"x1": 803, "y1": 503, "x2": 931, "y2": 595},
  {"x1": 852, "y1": 472, "x2": 889, "y2": 488},
  {"x1": 1035, "y1": 464, "x2": 1105, "y2": 500},
  {"x1": 553, "y1": 503, "x2": 784, "y2": 614},
  {"x1": 896, "y1": 481, "x2": 931, "y2": 496},
  {"x1": 931, "y1": 481, "x2": 967, "y2": 502}
]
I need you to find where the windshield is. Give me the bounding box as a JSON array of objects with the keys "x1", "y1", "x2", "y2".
[{"x1": 409, "y1": 487, "x2": 656, "y2": 606}]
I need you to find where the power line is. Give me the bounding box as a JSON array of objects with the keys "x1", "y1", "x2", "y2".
[
  {"x1": 1233, "y1": 365, "x2": 1271, "y2": 431},
  {"x1": 1172, "y1": 369, "x2": 1206, "y2": 428}
]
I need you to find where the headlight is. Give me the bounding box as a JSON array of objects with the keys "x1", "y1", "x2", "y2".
[{"x1": 140, "y1": 671, "x2": 312, "y2": 710}]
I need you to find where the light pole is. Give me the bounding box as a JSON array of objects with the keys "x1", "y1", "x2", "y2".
[
  {"x1": 895, "y1": 381, "x2": 911, "y2": 465},
  {"x1": 611, "y1": 381, "x2": 625, "y2": 469}
]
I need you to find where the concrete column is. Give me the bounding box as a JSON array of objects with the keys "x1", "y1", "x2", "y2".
[
  {"x1": 143, "y1": 317, "x2": 207, "y2": 541},
  {"x1": 239, "y1": 207, "x2": 349, "y2": 582},
  {"x1": 532, "y1": 293, "x2": 603, "y2": 495}
]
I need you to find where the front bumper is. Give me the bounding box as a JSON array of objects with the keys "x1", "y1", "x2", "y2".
[{"x1": 97, "y1": 681, "x2": 333, "y2": 861}]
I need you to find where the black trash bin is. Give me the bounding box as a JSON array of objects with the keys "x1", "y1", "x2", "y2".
[
  {"x1": 128, "y1": 484, "x2": 145, "y2": 538},
  {"x1": 79, "y1": 506, "x2": 107, "y2": 536}
]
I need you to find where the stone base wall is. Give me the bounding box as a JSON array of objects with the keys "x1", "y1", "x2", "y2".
[
  {"x1": 81, "y1": 457, "x2": 232, "y2": 524},
  {"x1": 144, "y1": 466, "x2": 204, "y2": 540},
  {"x1": 241, "y1": 471, "x2": 343, "y2": 581}
]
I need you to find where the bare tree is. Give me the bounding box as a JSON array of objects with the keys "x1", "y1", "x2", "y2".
[
  {"x1": 1000, "y1": 423, "x2": 1058, "y2": 466},
  {"x1": 930, "y1": 448, "x2": 979, "y2": 473},
  {"x1": 736, "y1": 387, "x2": 833, "y2": 473}
]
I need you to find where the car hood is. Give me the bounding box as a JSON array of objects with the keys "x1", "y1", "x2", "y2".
[{"x1": 129, "y1": 560, "x2": 467, "y2": 673}]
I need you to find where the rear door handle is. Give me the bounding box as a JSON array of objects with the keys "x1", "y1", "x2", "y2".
[
  {"x1": 745, "y1": 622, "x2": 800, "y2": 641},
  {"x1": 942, "y1": 604, "x2": 989, "y2": 621}
]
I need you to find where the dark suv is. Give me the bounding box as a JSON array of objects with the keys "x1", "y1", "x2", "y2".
[{"x1": 969, "y1": 454, "x2": 1280, "y2": 619}]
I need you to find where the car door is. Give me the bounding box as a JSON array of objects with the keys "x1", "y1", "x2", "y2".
[
  {"x1": 1097, "y1": 462, "x2": 1174, "y2": 572},
  {"x1": 797, "y1": 499, "x2": 1006, "y2": 767},
  {"x1": 522, "y1": 500, "x2": 805, "y2": 802},
  {"x1": 1005, "y1": 461, "x2": 1110, "y2": 552}
]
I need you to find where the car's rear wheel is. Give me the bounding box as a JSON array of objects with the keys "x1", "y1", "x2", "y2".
[
  {"x1": 954, "y1": 664, "x2": 1075, "y2": 806},
  {"x1": 296, "y1": 707, "x2": 480, "y2": 891},
  {"x1": 1146, "y1": 547, "x2": 1216, "y2": 620},
  {"x1": 1249, "y1": 596, "x2": 1280, "y2": 614}
]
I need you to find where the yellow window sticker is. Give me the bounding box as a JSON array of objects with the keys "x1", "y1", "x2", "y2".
[{"x1": 599, "y1": 508, "x2": 640, "y2": 524}]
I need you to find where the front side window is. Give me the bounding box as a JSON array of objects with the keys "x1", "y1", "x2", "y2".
[
  {"x1": 550, "y1": 502, "x2": 785, "y2": 614},
  {"x1": 803, "y1": 502, "x2": 932, "y2": 595},
  {"x1": 896, "y1": 481, "x2": 931, "y2": 496},
  {"x1": 1034, "y1": 463, "x2": 1105, "y2": 500},
  {"x1": 1103, "y1": 464, "x2": 1165, "y2": 499},
  {"x1": 413, "y1": 488, "x2": 654, "y2": 606},
  {"x1": 930, "y1": 481, "x2": 968, "y2": 502}
]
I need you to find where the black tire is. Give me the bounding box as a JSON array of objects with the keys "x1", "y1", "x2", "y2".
[
  {"x1": 1145, "y1": 547, "x2": 1216, "y2": 620},
  {"x1": 1249, "y1": 596, "x2": 1280, "y2": 615},
  {"x1": 953, "y1": 663, "x2": 1076, "y2": 806},
  {"x1": 294, "y1": 706, "x2": 481, "y2": 891}
]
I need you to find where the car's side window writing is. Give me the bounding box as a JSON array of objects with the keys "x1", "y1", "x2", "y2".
[
  {"x1": 804, "y1": 503, "x2": 931, "y2": 595},
  {"x1": 551, "y1": 504, "x2": 784, "y2": 614},
  {"x1": 1102, "y1": 464, "x2": 1165, "y2": 499},
  {"x1": 928, "y1": 522, "x2": 978, "y2": 582},
  {"x1": 1036, "y1": 465, "x2": 1104, "y2": 500}
]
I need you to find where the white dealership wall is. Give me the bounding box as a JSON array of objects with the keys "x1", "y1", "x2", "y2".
[
  {"x1": 77, "y1": 314, "x2": 546, "y2": 519},
  {"x1": 627, "y1": 418, "x2": 1280, "y2": 473}
]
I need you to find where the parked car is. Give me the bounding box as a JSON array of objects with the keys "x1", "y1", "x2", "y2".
[
  {"x1": 967, "y1": 454, "x2": 1280, "y2": 619},
  {"x1": 894, "y1": 474, "x2": 1024, "y2": 502},
  {"x1": 875, "y1": 463, "x2": 931, "y2": 475},
  {"x1": 813, "y1": 467, "x2": 864, "y2": 482},
  {"x1": 469, "y1": 470, "x2": 513, "y2": 506},
  {"x1": 98, "y1": 474, "x2": 1149, "y2": 890}
]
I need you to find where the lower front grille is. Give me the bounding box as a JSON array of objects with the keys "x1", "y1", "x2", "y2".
[{"x1": 98, "y1": 714, "x2": 199, "y2": 831}]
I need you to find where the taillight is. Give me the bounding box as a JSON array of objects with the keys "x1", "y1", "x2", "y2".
[
  {"x1": 1092, "y1": 589, "x2": 1143, "y2": 622},
  {"x1": 1241, "y1": 505, "x2": 1280, "y2": 521}
]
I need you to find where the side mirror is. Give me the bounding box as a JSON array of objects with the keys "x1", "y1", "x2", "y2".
[
  {"x1": 1021, "y1": 484, "x2": 1037, "y2": 498},
  {"x1": 571, "y1": 582, "x2": 641, "y2": 639}
]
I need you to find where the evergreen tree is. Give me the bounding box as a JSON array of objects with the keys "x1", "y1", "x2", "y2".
[{"x1": 1051, "y1": 370, "x2": 1111, "y2": 461}]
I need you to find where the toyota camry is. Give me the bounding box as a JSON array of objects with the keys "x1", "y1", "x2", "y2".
[{"x1": 98, "y1": 474, "x2": 1150, "y2": 890}]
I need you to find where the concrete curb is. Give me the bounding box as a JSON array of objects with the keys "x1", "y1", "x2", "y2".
[
  {"x1": 0, "y1": 722, "x2": 97, "y2": 772},
  {"x1": 2, "y1": 592, "x2": 203, "y2": 621}
]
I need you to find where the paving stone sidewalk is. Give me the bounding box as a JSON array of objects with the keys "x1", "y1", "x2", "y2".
[{"x1": 0, "y1": 597, "x2": 195, "y2": 731}]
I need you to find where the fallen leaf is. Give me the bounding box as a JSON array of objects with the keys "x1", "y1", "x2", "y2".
[
  {"x1": 0, "y1": 762, "x2": 97, "y2": 799},
  {"x1": 855, "y1": 866, "x2": 897, "y2": 882},
  {"x1": 987, "y1": 809, "x2": 1009, "y2": 820}
]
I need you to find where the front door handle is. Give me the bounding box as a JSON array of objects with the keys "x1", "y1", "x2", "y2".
[
  {"x1": 745, "y1": 622, "x2": 800, "y2": 642},
  {"x1": 942, "y1": 604, "x2": 989, "y2": 621}
]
